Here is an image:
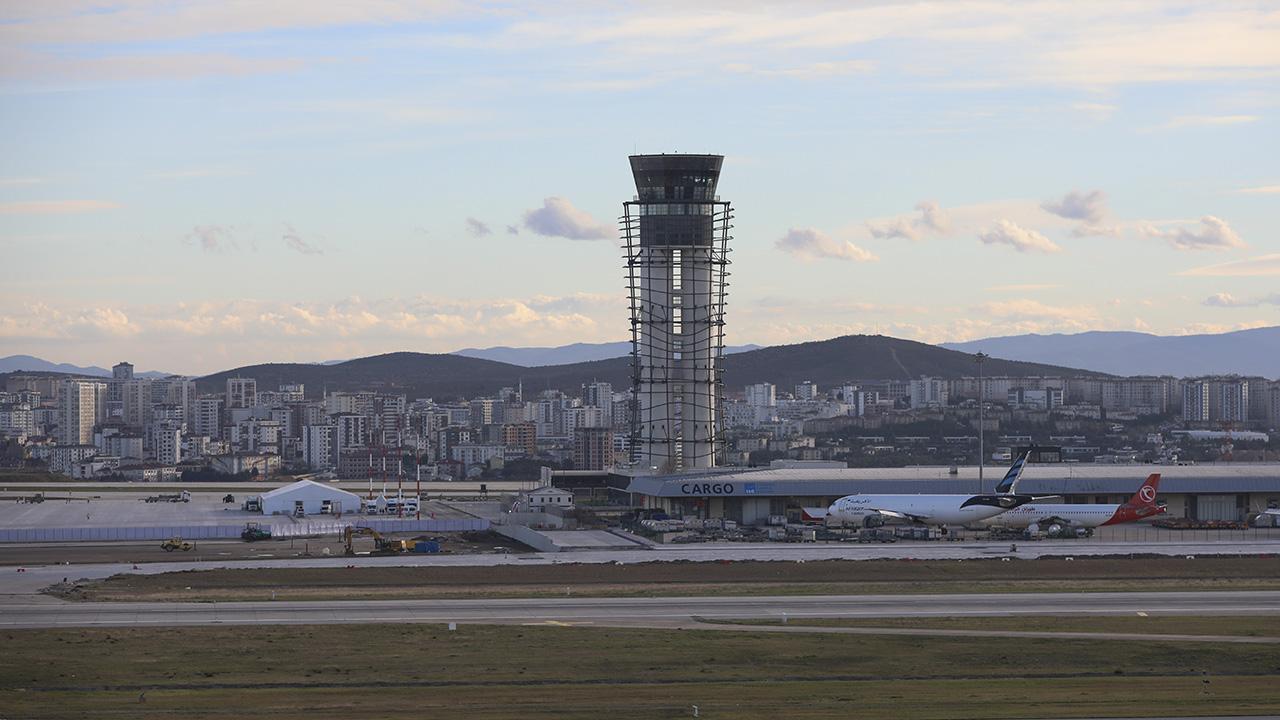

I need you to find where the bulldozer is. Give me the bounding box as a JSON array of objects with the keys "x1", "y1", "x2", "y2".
[{"x1": 160, "y1": 537, "x2": 194, "y2": 552}]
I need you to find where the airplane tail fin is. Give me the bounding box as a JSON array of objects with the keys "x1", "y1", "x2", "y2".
[
  {"x1": 1126, "y1": 473, "x2": 1161, "y2": 508},
  {"x1": 994, "y1": 450, "x2": 1030, "y2": 494}
]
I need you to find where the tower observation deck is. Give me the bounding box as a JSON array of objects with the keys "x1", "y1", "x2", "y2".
[{"x1": 622, "y1": 154, "x2": 733, "y2": 472}]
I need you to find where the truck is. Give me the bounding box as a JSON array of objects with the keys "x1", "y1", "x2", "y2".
[{"x1": 144, "y1": 491, "x2": 191, "y2": 503}]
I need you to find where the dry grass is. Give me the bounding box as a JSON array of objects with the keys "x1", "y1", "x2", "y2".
[{"x1": 4, "y1": 623, "x2": 1280, "y2": 719}]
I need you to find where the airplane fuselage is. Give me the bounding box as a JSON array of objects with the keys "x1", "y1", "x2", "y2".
[
  {"x1": 982, "y1": 502, "x2": 1165, "y2": 529},
  {"x1": 827, "y1": 494, "x2": 1029, "y2": 527}
]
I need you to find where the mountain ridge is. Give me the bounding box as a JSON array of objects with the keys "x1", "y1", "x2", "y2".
[
  {"x1": 941, "y1": 326, "x2": 1280, "y2": 378},
  {"x1": 194, "y1": 334, "x2": 1106, "y2": 400}
]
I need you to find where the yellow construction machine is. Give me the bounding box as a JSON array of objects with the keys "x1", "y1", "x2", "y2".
[{"x1": 160, "y1": 537, "x2": 194, "y2": 552}]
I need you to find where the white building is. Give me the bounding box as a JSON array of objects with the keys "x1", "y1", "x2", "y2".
[
  {"x1": 58, "y1": 379, "x2": 105, "y2": 445},
  {"x1": 226, "y1": 377, "x2": 257, "y2": 409},
  {"x1": 1217, "y1": 380, "x2": 1250, "y2": 423},
  {"x1": 0, "y1": 403, "x2": 35, "y2": 437},
  {"x1": 258, "y1": 479, "x2": 363, "y2": 516},
  {"x1": 1183, "y1": 381, "x2": 1210, "y2": 422},
  {"x1": 744, "y1": 383, "x2": 777, "y2": 408},
  {"x1": 794, "y1": 381, "x2": 819, "y2": 401},
  {"x1": 194, "y1": 396, "x2": 223, "y2": 440},
  {"x1": 517, "y1": 485, "x2": 575, "y2": 512},
  {"x1": 302, "y1": 424, "x2": 335, "y2": 469},
  {"x1": 909, "y1": 377, "x2": 949, "y2": 409},
  {"x1": 583, "y1": 381, "x2": 613, "y2": 417},
  {"x1": 151, "y1": 425, "x2": 181, "y2": 465}
]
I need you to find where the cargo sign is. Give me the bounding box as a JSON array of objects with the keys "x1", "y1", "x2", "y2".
[{"x1": 680, "y1": 482, "x2": 735, "y2": 496}]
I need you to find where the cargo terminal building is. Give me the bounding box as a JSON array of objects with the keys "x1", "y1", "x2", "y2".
[{"x1": 608, "y1": 464, "x2": 1280, "y2": 525}]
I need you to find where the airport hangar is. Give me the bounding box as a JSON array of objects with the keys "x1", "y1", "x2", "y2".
[{"x1": 592, "y1": 464, "x2": 1280, "y2": 525}]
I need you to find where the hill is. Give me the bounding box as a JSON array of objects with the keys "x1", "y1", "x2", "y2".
[
  {"x1": 454, "y1": 341, "x2": 762, "y2": 366},
  {"x1": 0, "y1": 355, "x2": 173, "y2": 378},
  {"x1": 941, "y1": 326, "x2": 1280, "y2": 378},
  {"x1": 197, "y1": 334, "x2": 1103, "y2": 400},
  {"x1": 0, "y1": 355, "x2": 111, "y2": 377}
]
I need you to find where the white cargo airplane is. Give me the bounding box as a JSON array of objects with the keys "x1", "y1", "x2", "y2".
[
  {"x1": 981, "y1": 473, "x2": 1165, "y2": 533},
  {"x1": 826, "y1": 453, "x2": 1039, "y2": 527}
]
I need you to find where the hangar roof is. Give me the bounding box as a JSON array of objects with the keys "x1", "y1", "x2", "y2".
[{"x1": 621, "y1": 464, "x2": 1280, "y2": 498}]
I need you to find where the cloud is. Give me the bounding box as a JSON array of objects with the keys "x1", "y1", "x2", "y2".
[
  {"x1": 723, "y1": 59, "x2": 875, "y2": 79},
  {"x1": 868, "y1": 217, "x2": 919, "y2": 241},
  {"x1": 282, "y1": 224, "x2": 322, "y2": 255},
  {"x1": 1203, "y1": 292, "x2": 1280, "y2": 308},
  {"x1": 1232, "y1": 185, "x2": 1280, "y2": 195},
  {"x1": 522, "y1": 197, "x2": 611, "y2": 240},
  {"x1": 775, "y1": 228, "x2": 877, "y2": 262},
  {"x1": 465, "y1": 217, "x2": 492, "y2": 237},
  {"x1": 978, "y1": 220, "x2": 1061, "y2": 254},
  {"x1": 867, "y1": 200, "x2": 951, "y2": 240},
  {"x1": 0, "y1": 199, "x2": 119, "y2": 214},
  {"x1": 1142, "y1": 215, "x2": 1245, "y2": 251},
  {"x1": 978, "y1": 298, "x2": 1095, "y2": 324},
  {"x1": 1180, "y1": 253, "x2": 1280, "y2": 277},
  {"x1": 1158, "y1": 114, "x2": 1260, "y2": 130},
  {"x1": 0, "y1": 177, "x2": 45, "y2": 187},
  {"x1": 185, "y1": 225, "x2": 236, "y2": 253},
  {"x1": 985, "y1": 283, "x2": 1062, "y2": 292},
  {"x1": 1071, "y1": 102, "x2": 1116, "y2": 119},
  {"x1": 506, "y1": 224, "x2": 520, "y2": 235},
  {"x1": 1041, "y1": 190, "x2": 1107, "y2": 223}
]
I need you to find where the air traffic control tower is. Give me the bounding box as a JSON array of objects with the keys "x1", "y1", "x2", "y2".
[{"x1": 622, "y1": 154, "x2": 733, "y2": 472}]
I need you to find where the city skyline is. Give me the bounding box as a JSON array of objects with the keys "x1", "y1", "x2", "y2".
[{"x1": 2, "y1": 1, "x2": 1278, "y2": 374}]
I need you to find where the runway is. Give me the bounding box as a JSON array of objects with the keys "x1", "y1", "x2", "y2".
[{"x1": 4, "y1": 590, "x2": 1279, "y2": 630}]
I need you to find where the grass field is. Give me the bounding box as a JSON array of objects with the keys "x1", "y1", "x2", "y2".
[
  {"x1": 55, "y1": 556, "x2": 1280, "y2": 602},
  {"x1": 3, "y1": 623, "x2": 1279, "y2": 719}
]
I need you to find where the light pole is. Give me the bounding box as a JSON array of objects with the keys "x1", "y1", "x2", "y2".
[{"x1": 975, "y1": 352, "x2": 988, "y2": 493}]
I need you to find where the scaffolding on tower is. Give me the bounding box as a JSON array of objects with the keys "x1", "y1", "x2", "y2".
[{"x1": 621, "y1": 190, "x2": 732, "y2": 473}]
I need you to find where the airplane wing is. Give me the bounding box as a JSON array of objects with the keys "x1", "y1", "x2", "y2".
[{"x1": 867, "y1": 507, "x2": 932, "y2": 523}]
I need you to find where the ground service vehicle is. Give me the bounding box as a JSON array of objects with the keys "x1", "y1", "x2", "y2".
[
  {"x1": 160, "y1": 537, "x2": 194, "y2": 551},
  {"x1": 241, "y1": 523, "x2": 271, "y2": 542}
]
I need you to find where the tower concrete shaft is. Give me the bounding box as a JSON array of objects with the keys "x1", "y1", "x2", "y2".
[{"x1": 622, "y1": 154, "x2": 732, "y2": 471}]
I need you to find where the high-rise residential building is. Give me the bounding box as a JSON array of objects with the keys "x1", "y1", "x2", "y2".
[
  {"x1": 302, "y1": 424, "x2": 335, "y2": 469},
  {"x1": 909, "y1": 377, "x2": 949, "y2": 409},
  {"x1": 194, "y1": 396, "x2": 224, "y2": 440},
  {"x1": 58, "y1": 379, "x2": 104, "y2": 445},
  {"x1": 469, "y1": 398, "x2": 498, "y2": 428},
  {"x1": 623, "y1": 153, "x2": 731, "y2": 472},
  {"x1": 583, "y1": 381, "x2": 613, "y2": 417},
  {"x1": 500, "y1": 422, "x2": 537, "y2": 457},
  {"x1": 112, "y1": 362, "x2": 134, "y2": 381},
  {"x1": 1182, "y1": 381, "x2": 1210, "y2": 422},
  {"x1": 1217, "y1": 379, "x2": 1250, "y2": 423},
  {"x1": 744, "y1": 383, "x2": 776, "y2": 408},
  {"x1": 333, "y1": 413, "x2": 368, "y2": 454},
  {"x1": 226, "y1": 377, "x2": 257, "y2": 409},
  {"x1": 1268, "y1": 383, "x2": 1280, "y2": 424},
  {"x1": 573, "y1": 426, "x2": 615, "y2": 471},
  {"x1": 794, "y1": 381, "x2": 819, "y2": 401},
  {"x1": 151, "y1": 424, "x2": 181, "y2": 465}
]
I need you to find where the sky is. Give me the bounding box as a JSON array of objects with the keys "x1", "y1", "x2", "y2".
[{"x1": 1, "y1": 0, "x2": 1278, "y2": 375}]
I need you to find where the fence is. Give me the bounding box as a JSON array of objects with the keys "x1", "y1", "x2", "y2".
[{"x1": 0, "y1": 517, "x2": 489, "y2": 543}]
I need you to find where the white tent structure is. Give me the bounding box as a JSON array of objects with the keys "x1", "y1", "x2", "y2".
[{"x1": 258, "y1": 479, "x2": 362, "y2": 516}]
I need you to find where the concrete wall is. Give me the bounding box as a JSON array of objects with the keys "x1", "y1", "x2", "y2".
[{"x1": 0, "y1": 517, "x2": 489, "y2": 543}]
